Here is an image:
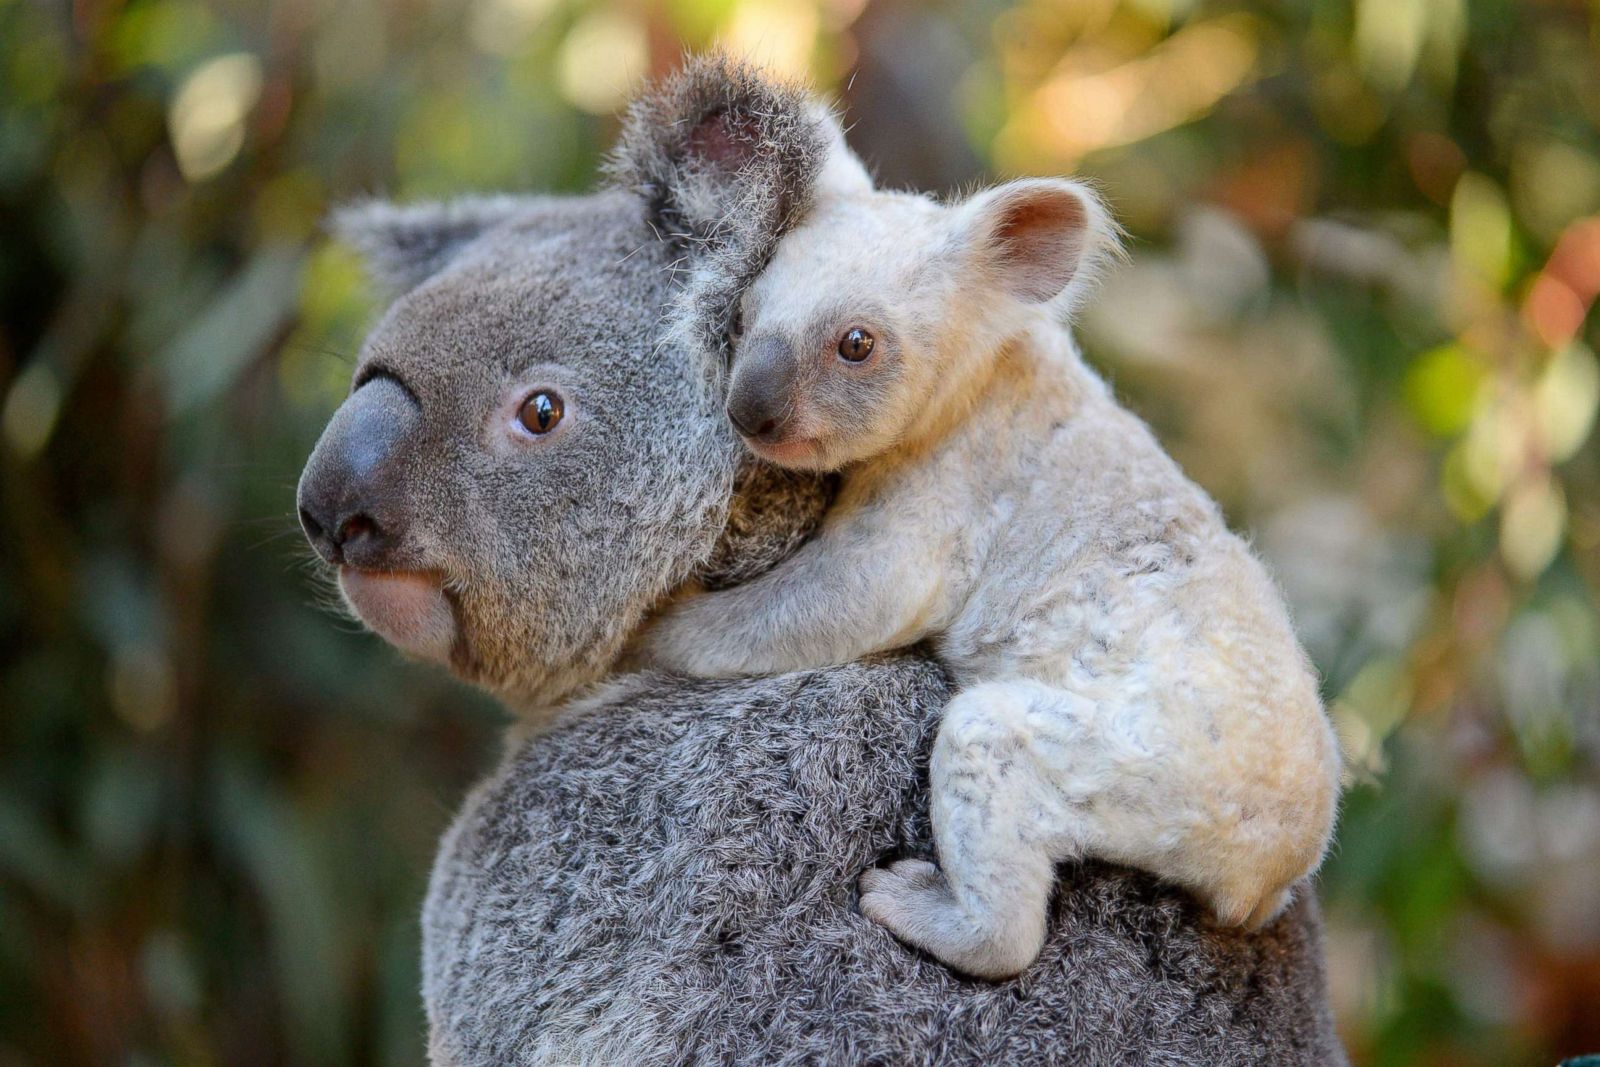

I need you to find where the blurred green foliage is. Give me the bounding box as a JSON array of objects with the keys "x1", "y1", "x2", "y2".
[{"x1": 2, "y1": 0, "x2": 1598, "y2": 1063}]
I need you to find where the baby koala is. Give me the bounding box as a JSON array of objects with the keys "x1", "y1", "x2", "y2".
[{"x1": 640, "y1": 157, "x2": 1342, "y2": 979}]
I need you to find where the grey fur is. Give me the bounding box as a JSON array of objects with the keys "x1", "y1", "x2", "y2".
[
  {"x1": 698, "y1": 463, "x2": 837, "y2": 589},
  {"x1": 426, "y1": 657, "x2": 1343, "y2": 1066},
  {"x1": 309, "y1": 55, "x2": 1346, "y2": 1066},
  {"x1": 331, "y1": 195, "x2": 558, "y2": 296},
  {"x1": 606, "y1": 51, "x2": 824, "y2": 257}
]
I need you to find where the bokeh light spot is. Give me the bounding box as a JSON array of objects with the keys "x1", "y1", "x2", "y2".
[
  {"x1": 1, "y1": 361, "x2": 62, "y2": 458},
  {"x1": 556, "y1": 11, "x2": 648, "y2": 115},
  {"x1": 168, "y1": 52, "x2": 263, "y2": 182}
]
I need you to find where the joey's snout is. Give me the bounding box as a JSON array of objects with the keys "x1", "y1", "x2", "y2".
[
  {"x1": 297, "y1": 376, "x2": 421, "y2": 571},
  {"x1": 726, "y1": 335, "x2": 799, "y2": 442}
]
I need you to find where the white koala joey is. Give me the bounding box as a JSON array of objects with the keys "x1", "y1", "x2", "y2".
[{"x1": 637, "y1": 134, "x2": 1343, "y2": 980}]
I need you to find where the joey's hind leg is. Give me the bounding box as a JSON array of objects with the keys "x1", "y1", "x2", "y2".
[{"x1": 859, "y1": 681, "x2": 1069, "y2": 980}]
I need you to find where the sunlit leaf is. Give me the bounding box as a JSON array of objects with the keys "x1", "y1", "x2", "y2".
[{"x1": 1404, "y1": 343, "x2": 1485, "y2": 437}]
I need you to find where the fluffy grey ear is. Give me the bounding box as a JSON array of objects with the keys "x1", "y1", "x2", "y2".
[
  {"x1": 956, "y1": 179, "x2": 1120, "y2": 309},
  {"x1": 330, "y1": 195, "x2": 534, "y2": 294},
  {"x1": 607, "y1": 53, "x2": 844, "y2": 252}
]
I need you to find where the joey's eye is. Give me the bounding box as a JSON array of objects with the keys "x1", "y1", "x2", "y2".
[
  {"x1": 725, "y1": 305, "x2": 744, "y2": 346},
  {"x1": 518, "y1": 390, "x2": 564, "y2": 435},
  {"x1": 838, "y1": 327, "x2": 875, "y2": 362}
]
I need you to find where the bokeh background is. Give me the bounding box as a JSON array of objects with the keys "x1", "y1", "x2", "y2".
[{"x1": 2, "y1": 0, "x2": 1598, "y2": 1062}]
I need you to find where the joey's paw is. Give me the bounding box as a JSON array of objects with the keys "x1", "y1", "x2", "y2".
[
  {"x1": 857, "y1": 859, "x2": 1037, "y2": 980},
  {"x1": 1211, "y1": 884, "x2": 1293, "y2": 930},
  {"x1": 612, "y1": 630, "x2": 658, "y2": 674},
  {"x1": 1243, "y1": 887, "x2": 1293, "y2": 929},
  {"x1": 858, "y1": 859, "x2": 956, "y2": 943},
  {"x1": 859, "y1": 858, "x2": 945, "y2": 901}
]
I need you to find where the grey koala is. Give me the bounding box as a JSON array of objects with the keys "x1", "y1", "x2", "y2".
[{"x1": 297, "y1": 55, "x2": 1346, "y2": 1065}]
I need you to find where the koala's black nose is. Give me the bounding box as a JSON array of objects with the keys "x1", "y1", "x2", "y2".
[
  {"x1": 298, "y1": 504, "x2": 392, "y2": 567},
  {"x1": 726, "y1": 335, "x2": 796, "y2": 441},
  {"x1": 297, "y1": 375, "x2": 421, "y2": 570}
]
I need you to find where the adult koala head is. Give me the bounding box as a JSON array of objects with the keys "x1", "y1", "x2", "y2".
[{"x1": 296, "y1": 184, "x2": 828, "y2": 712}]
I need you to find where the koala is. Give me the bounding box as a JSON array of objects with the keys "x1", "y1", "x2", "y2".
[
  {"x1": 628, "y1": 85, "x2": 1343, "y2": 977},
  {"x1": 299, "y1": 54, "x2": 1346, "y2": 1064},
  {"x1": 297, "y1": 192, "x2": 837, "y2": 716}
]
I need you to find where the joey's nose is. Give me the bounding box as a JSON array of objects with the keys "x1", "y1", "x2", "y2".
[
  {"x1": 726, "y1": 335, "x2": 796, "y2": 441},
  {"x1": 297, "y1": 375, "x2": 421, "y2": 570},
  {"x1": 727, "y1": 395, "x2": 778, "y2": 440}
]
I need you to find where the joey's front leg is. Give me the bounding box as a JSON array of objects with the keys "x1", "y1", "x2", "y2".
[{"x1": 640, "y1": 523, "x2": 943, "y2": 678}]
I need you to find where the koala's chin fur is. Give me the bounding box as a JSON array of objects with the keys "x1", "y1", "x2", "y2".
[{"x1": 312, "y1": 54, "x2": 1346, "y2": 1065}]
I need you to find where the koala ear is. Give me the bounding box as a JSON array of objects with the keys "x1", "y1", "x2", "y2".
[
  {"x1": 957, "y1": 179, "x2": 1119, "y2": 308},
  {"x1": 808, "y1": 102, "x2": 873, "y2": 200},
  {"x1": 608, "y1": 52, "x2": 854, "y2": 250},
  {"x1": 329, "y1": 196, "x2": 532, "y2": 294}
]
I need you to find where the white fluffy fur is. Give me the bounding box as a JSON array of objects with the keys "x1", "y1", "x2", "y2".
[{"x1": 639, "y1": 146, "x2": 1342, "y2": 979}]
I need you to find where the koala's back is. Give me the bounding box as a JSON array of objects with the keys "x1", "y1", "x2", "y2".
[{"x1": 423, "y1": 654, "x2": 1345, "y2": 1066}]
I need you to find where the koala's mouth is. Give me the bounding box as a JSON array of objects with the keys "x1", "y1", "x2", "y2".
[{"x1": 338, "y1": 567, "x2": 457, "y2": 666}]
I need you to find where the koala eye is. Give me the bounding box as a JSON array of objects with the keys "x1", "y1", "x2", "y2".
[
  {"x1": 837, "y1": 327, "x2": 876, "y2": 363},
  {"x1": 725, "y1": 305, "x2": 745, "y2": 347},
  {"x1": 518, "y1": 390, "x2": 564, "y2": 435}
]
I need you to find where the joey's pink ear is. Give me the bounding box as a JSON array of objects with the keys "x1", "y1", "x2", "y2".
[{"x1": 961, "y1": 179, "x2": 1116, "y2": 306}]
